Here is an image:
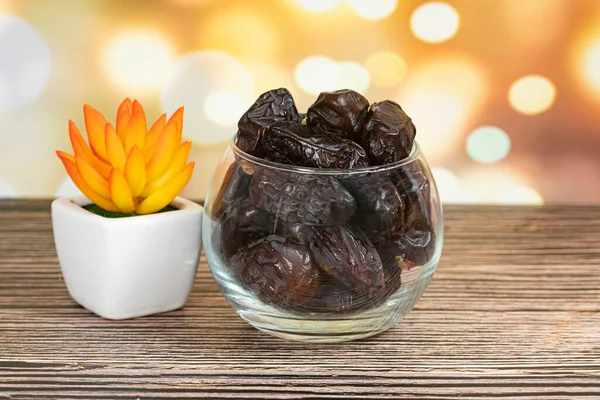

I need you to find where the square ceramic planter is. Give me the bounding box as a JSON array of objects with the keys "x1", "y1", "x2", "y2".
[{"x1": 51, "y1": 195, "x2": 203, "y2": 320}]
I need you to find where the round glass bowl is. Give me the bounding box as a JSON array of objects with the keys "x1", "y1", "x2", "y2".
[{"x1": 202, "y1": 140, "x2": 443, "y2": 342}]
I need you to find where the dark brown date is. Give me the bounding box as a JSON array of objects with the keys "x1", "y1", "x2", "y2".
[
  {"x1": 299, "y1": 275, "x2": 370, "y2": 313},
  {"x1": 307, "y1": 225, "x2": 384, "y2": 294},
  {"x1": 362, "y1": 100, "x2": 416, "y2": 165},
  {"x1": 403, "y1": 226, "x2": 435, "y2": 266},
  {"x1": 249, "y1": 168, "x2": 356, "y2": 224},
  {"x1": 307, "y1": 89, "x2": 370, "y2": 141},
  {"x1": 358, "y1": 245, "x2": 407, "y2": 308},
  {"x1": 220, "y1": 198, "x2": 273, "y2": 258},
  {"x1": 236, "y1": 88, "x2": 299, "y2": 157},
  {"x1": 284, "y1": 245, "x2": 406, "y2": 314},
  {"x1": 342, "y1": 176, "x2": 405, "y2": 246},
  {"x1": 275, "y1": 220, "x2": 310, "y2": 244},
  {"x1": 390, "y1": 160, "x2": 437, "y2": 266},
  {"x1": 378, "y1": 244, "x2": 409, "y2": 291},
  {"x1": 230, "y1": 236, "x2": 321, "y2": 308},
  {"x1": 263, "y1": 120, "x2": 369, "y2": 169},
  {"x1": 211, "y1": 163, "x2": 251, "y2": 218}
]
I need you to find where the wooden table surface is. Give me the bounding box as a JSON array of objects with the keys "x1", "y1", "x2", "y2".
[{"x1": 1, "y1": 200, "x2": 599, "y2": 399}]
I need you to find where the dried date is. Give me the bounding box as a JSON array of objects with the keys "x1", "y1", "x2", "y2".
[
  {"x1": 237, "y1": 88, "x2": 299, "y2": 157},
  {"x1": 307, "y1": 225, "x2": 384, "y2": 294},
  {"x1": 342, "y1": 176, "x2": 405, "y2": 246},
  {"x1": 307, "y1": 89, "x2": 370, "y2": 141},
  {"x1": 300, "y1": 275, "x2": 370, "y2": 313},
  {"x1": 211, "y1": 163, "x2": 251, "y2": 218},
  {"x1": 263, "y1": 120, "x2": 369, "y2": 169},
  {"x1": 390, "y1": 161, "x2": 437, "y2": 266},
  {"x1": 293, "y1": 245, "x2": 406, "y2": 314},
  {"x1": 249, "y1": 168, "x2": 356, "y2": 224},
  {"x1": 362, "y1": 100, "x2": 416, "y2": 165},
  {"x1": 230, "y1": 236, "x2": 321, "y2": 309},
  {"x1": 377, "y1": 245, "x2": 409, "y2": 297},
  {"x1": 220, "y1": 198, "x2": 273, "y2": 258},
  {"x1": 275, "y1": 220, "x2": 310, "y2": 244}
]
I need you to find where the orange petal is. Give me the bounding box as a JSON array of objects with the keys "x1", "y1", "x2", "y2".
[
  {"x1": 117, "y1": 98, "x2": 132, "y2": 122},
  {"x1": 141, "y1": 141, "x2": 191, "y2": 198},
  {"x1": 167, "y1": 107, "x2": 184, "y2": 133},
  {"x1": 142, "y1": 144, "x2": 156, "y2": 164},
  {"x1": 116, "y1": 109, "x2": 131, "y2": 143},
  {"x1": 57, "y1": 152, "x2": 120, "y2": 212},
  {"x1": 56, "y1": 150, "x2": 75, "y2": 163},
  {"x1": 124, "y1": 146, "x2": 146, "y2": 197},
  {"x1": 136, "y1": 162, "x2": 194, "y2": 215},
  {"x1": 105, "y1": 123, "x2": 127, "y2": 172},
  {"x1": 144, "y1": 113, "x2": 166, "y2": 149},
  {"x1": 123, "y1": 111, "x2": 146, "y2": 153},
  {"x1": 132, "y1": 99, "x2": 146, "y2": 123},
  {"x1": 69, "y1": 120, "x2": 111, "y2": 179},
  {"x1": 75, "y1": 155, "x2": 111, "y2": 199},
  {"x1": 109, "y1": 169, "x2": 135, "y2": 214},
  {"x1": 83, "y1": 104, "x2": 109, "y2": 163},
  {"x1": 146, "y1": 120, "x2": 180, "y2": 181}
]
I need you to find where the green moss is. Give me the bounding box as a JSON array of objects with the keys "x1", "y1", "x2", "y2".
[{"x1": 83, "y1": 204, "x2": 177, "y2": 218}]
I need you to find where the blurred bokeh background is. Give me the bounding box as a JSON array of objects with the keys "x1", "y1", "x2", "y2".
[{"x1": 1, "y1": 0, "x2": 599, "y2": 204}]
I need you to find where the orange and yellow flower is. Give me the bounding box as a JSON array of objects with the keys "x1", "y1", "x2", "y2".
[{"x1": 57, "y1": 98, "x2": 194, "y2": 215}]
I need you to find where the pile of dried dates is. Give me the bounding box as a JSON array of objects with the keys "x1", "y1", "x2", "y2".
[{"x1": 213, "y1": 88, "x2": 436, "y2": 313}]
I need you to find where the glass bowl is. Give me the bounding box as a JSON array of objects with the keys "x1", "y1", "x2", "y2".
[{"x1": 202, "y1": 139, "x2": 443, "y2": 342}]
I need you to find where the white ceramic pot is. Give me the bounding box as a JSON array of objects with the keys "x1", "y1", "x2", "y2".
[{"x1": 51, "y1": 195, "x2": 203, "y2": 320}]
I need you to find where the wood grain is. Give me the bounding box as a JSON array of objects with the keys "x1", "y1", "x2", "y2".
[{"x1": 0, "y1": 199, "x2": 599, "y2": 399}]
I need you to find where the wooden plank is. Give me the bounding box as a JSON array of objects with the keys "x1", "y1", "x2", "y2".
[{"x1": 0, "y1": 200, "x2": 599, "y2": 399}]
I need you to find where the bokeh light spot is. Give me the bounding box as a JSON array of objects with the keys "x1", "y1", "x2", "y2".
[
  {"x1": 161, "y1": 50, "x2": 254, "y2": 144},
  {"x1": 443, "y1": 189, "x2": 479, "y2": 204},
  {"x1": 431, "y1": 167, "x2": 481, "y2": 204},
  {"x1": 337, "y1": 61, "x2": 370, "y2": 93},
  {"x1": 103, "y1": 30, "x2": 175, "y2": 93},
  {"x1": 346, "y1": 0, "x2": 398, "y2": 21},
  {"x1": 0, "y1": 15, "x2": 51, "y2": 112},
  {"x1": 461, "y1": 169, "x2": 529, "y2": 204},
  {"x1": 204, "y1": 91, "x2": 248, "y2": 127},
  {"x1": 431, "y1": 167, "x2": 459, "y2": 191},
  {"x1": 410, "y1": 2, "x2": 460, "y2": 44},
  {"x1": 509, "y1": 75, "x2": 556, "y2": 115},
  {"x1": 199, "y1": 9, "x2": 278, "y2": 63},
  {"x1": 466, "y1": 126, "x2": 511, "y2": 164},
  {"x1": 408, "y1": 91, "x2": 462, "y2": 148},
  {"x1": 500, "y1": 186, "x2": 544, "y2": 205},
  {"x1": 0, "y1": 179, "x2": 17, "y2": 198},
  {"x1": 296, "y1": 0, "x2": 339, "y2": 12},
  {"x1": 397, "y1": 59, "x2": 487, "y2": 161},
  {"x1": 582, "y1": 39, "x2": 600, "y2": 92},
  {"x1": 365, "y1": 51, "x2": 407, "y2": 87},
  {"x1": 295, "y1": 56, "x2": 340, "y2": 95},
  {"x1": 247, "y1": 63, "x2": 294, "y2": 98},
  {"x1": 431, "y1": 167, "x2": 459, "y2": 202},
  {"x1": 399, "y1": 73, "x2": 479, "y2": 158}
]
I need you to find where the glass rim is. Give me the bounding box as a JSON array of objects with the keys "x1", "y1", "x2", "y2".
[{"x1": 230, "y1": 135, "x2": 422, "y2": 175}]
